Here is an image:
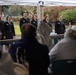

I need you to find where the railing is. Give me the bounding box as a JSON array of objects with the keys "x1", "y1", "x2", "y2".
[
  {"x1": 0, "y1": 34, "x2": 64, "y2": 45},
  {"x1": 50, "y1": 34, "x2": 64, "y2": 45},
  {"x1": 50, "y1": 34, "x2": 64, "y2": 39},
  {"x1": 0, "y1": 38, "x2": 19, "y2": 43}
]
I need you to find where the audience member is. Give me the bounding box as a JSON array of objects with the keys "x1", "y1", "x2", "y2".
[
  {"x1": 0, "y1": 38, "x2": 28, "y2": 75},
  {"x1": 49, "y1": 26, "x2": 76, "y2": 74},
  {"x1": 9, "y1": 23, "x2": 50, "y2": 75},
  {"x1": 31, "y1": 13, "x2": 37, "y2": 29},
  {"x1": 43, "y1": 14, "x2": 52, "y2": 28},
  {"x1": 19, "y1": 12, "x2": 30, "y2": 30},
  {"x1": 36, "y1": 22, "x2": 53, "y2": 51},
  {"x1": 4, "y1": 15, "x2": 16, "y2": 51}
]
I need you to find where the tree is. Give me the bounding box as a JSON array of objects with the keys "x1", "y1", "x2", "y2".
[
  {"x1": 0, "y1": 6, "x2": 9, "y2": 14},
  {"x1": 59, "y1": 9, "x2": 76, "y2": 22}
]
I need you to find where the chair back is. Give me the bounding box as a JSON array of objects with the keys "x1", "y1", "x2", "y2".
[{"x1": 52, "y1": 59, "x2": 76, "y2": 75}]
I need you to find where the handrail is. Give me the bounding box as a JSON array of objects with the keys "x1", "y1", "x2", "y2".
[
  {"x1": 0, "y1": 34, "x2": 64, "y2": 44},
  {"x1": 50, "y1": 34, "x2": 64, "y2": 38},
  {"x1": 0, "y1": 39, "x2": 20, "y2": 43},
  {"x1": 50, "y1": 34, "x2": 64, "y2": 45}
]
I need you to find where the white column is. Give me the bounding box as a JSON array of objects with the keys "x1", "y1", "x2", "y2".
[
  {"x1": 42, "y1": 2, "x2": 44, "y2": 21},
  {"x1": 37, "y1": 2, "x2": 40, "y2": 29}
]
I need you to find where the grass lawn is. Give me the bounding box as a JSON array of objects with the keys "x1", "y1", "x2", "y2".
[{"x1": 14, "y1": 25, "x2": 21, "y2": 36}]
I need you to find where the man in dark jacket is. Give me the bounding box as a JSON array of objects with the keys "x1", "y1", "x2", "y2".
[
  {"x1": 9, "y1": 23, "x2": 50, "y2": 75},
  {"x1": 19, "y1": 12, "x2": 30, "y2": 30},
  {"x1": 55, "y1": 16, "x2": 65, "y2": 34}
]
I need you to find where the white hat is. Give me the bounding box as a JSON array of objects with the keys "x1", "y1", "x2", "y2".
[
  {"x1": 71, "y1": 26, "x2": 76, "y2": 31},
  {"x1": 0, "y1": 53, "x2": 28, "y2": 75}
]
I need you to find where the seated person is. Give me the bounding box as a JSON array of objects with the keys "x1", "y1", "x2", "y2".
[
  {"x1": 36, "y1": 22, "x2": 53, "y2": 51},
  {"x1": 49, "y1": 26, "x2": 76, "y2": 74},
  {"x1": 9, "y1": 23, "x2": 50, "y2": 75},
  {"x1": 0, "y1": 44, "x2": 28, "y2": 75}
]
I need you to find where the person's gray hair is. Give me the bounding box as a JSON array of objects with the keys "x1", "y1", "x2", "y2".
[{"x1": 64, "y1": 28, "x2": 76, "y2": 40}]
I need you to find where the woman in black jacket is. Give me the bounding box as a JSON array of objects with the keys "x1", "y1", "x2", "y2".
[
  {"x1": 43, "y1": 14, "x2": 52, "y2": 28},
  {"x1": 31, "y1": 13, "x2": 37, "y2": 29},
  {"x1": 4, "y1": 16, "x2": 16, "y2": 51},
  {"x1": 55, "y1": 16, "x2": 65, "y2": 34}
]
